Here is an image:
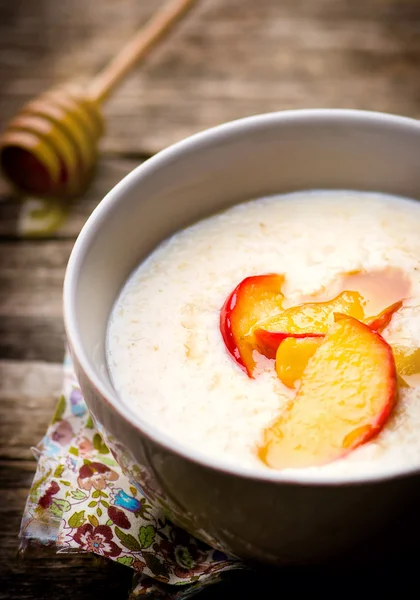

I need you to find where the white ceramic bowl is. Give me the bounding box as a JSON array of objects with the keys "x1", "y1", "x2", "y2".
[{"x1": 64, "y1": 109, "x2": 420, "y2": 566}]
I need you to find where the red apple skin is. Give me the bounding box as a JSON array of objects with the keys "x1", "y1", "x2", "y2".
[
  {"x1": 366, "y1": 300, "x2": 403, "y2": 332},
  {"x1": 220, "y1": 274, "x2": 285, "y2": 376},
  {"x1": 254, "y1": 330, "x2": 325, "y2": 359},
  {"x1": 255, "y1": 300, "x2": 403, "y2": 359},
  {"x1": 220, "y1": 287, "x2": 244, "y2": 370}
]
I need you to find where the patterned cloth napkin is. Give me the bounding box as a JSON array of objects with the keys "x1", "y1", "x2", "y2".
[{"x1": 20, "y1": 351, "x2": 243, "y2": 599}]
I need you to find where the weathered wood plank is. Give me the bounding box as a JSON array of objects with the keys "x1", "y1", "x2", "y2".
[
  {"x1": 0, "y1": 240, "x2": 70, "y2": 361},
  {"x1": 0, "y1": 240, "x2": 72, "y2": 314},
  {"x1": 0, "y1": 316, "x2": 65, "y2": 362},
  {"x1": 2, "y1": 0, "x2": 420, "y2": 156},
  {"x1": 0, "y1": 361, "x2": 62, "y2": 460}
]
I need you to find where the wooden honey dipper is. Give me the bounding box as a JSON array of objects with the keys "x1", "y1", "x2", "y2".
[{"x1": 0, "y1": 0, "x2": 198, "y2": 198}]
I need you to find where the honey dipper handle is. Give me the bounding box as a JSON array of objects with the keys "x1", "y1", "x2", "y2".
[{"x1": 88, "y1": 0, "x2": 198, "y2": 104}]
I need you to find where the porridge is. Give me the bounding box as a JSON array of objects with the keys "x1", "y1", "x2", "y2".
[{"x1": 107, "y1": 190, "x2": 420, "y2": 477}]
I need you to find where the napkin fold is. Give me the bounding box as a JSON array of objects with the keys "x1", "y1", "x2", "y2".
[{"x1": 20, "y1": 351, "x2": 243, "y2": 599}]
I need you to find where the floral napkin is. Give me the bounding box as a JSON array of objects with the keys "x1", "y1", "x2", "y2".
[{"x1": 20, "y1": 351, "x2": 243, "y2": 599}]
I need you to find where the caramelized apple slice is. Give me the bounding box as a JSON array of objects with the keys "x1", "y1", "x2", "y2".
[
  {"x1": 275, "y1": 336, "x2": 322, "y2": 388},
  {"x1": 254, "y1": 291, "x2": 364, "y2": 357},
  {"x1": 259, "y1": 314, "x2": 397, "y2": 469},
  {"x1": 220, "y1": 274, "x2": 285, "y2": 376},
  {"x1": 274, "y1": 336, "x2": 411, "y2": 392},
  {"x1": 274, "y1": 301, "x2": 403, "y2": 389},
  {"x1": 366, "y1": 300, "x2": 403, "y2": 332}
]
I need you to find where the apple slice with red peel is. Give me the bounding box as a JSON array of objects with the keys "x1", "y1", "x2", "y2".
[
  {"x1": 366, "y1": 300, "x2": 403, "y2": 332},
  {"x1": 254, "y1": 290, "x2": 364, "y2": 358},
  {"x1": 255, "y1": 295, "x2": 403, "y2": 359},
  {"x1": 271, "y1": 301, "x2": 404, "y2": 389},
  {"x1": 258, "y1": 290, "x2": 365, "y2": 333},
  {"x1": 220, "y1": 274, "x2": 285, "y2": 376},
  {"x1": 259, "y1": 314, "x2": 397, "y2": 470},
  {"x1": 255, "y1": 330, "x2": 324, "y2": 360}
]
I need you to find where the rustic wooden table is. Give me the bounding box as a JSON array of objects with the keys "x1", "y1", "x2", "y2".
[{"x1": 2, "y1": 0, "x2": 420, "y2": 597}]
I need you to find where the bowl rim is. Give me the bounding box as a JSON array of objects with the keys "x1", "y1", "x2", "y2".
[{"x1": 64, "y1": 108, "x2": 420, "y2": 487}]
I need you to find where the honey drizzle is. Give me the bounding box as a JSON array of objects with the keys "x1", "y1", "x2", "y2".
[{"x1": 303, "y1": 267, "x2": 411, "y2": 316}]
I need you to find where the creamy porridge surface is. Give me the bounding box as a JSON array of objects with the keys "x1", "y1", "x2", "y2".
[{"x1": 107, "y1": 190, "x2": 420, "y2": 477}]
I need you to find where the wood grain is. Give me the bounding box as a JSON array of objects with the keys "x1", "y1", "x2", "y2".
[
  {"x1": 2, "y1": 0, "x2": 420, "y2": 155},
  {"x1": 0, "y1": 361, "x2": 62, "y2": 460},
  {"x1": 0, "y1": 240, "x2": 70, "y2": 361}
]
